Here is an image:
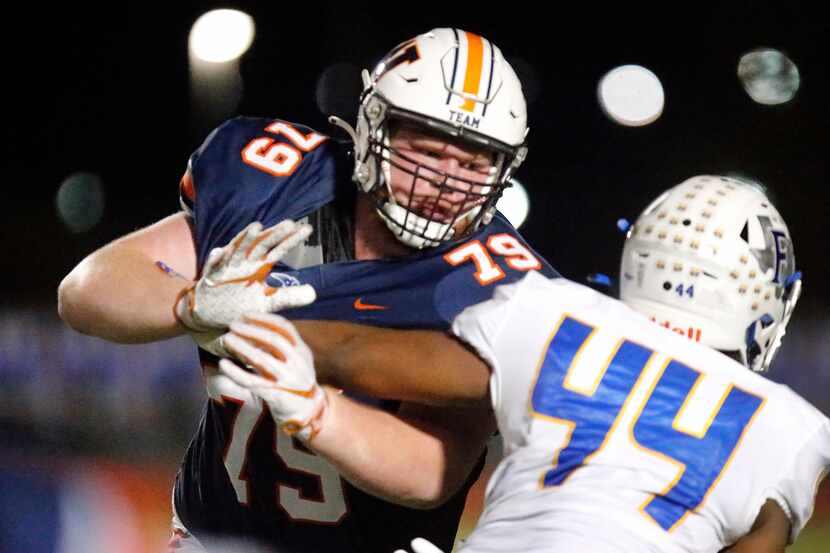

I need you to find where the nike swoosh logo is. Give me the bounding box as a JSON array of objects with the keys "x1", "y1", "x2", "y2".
[{"x1": 354, "y1": 297, "x2": 388, "y2": 311}]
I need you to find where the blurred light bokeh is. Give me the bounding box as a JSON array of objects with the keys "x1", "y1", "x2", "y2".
[
  {"x1": 738, "y1": 48, "x2": 800, "y2": 105},
  {"x1": 189, "y1": 9, "x2": 255, "y2": 63}
]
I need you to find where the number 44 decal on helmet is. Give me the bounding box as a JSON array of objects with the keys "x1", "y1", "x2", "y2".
[{"x1": 675, "y1": 283, "x2": 694, "y2": 298}]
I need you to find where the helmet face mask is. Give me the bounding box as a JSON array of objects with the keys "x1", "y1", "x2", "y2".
[
  {"x1": 373, "y1": 116, "x2": 508, "y2": 247},
  {"x1": 620, "y1": 175, "x2": 802, "y2": 372},
  {"x1": 342, "y1": 28, "x2": 528, "y2": 249}
]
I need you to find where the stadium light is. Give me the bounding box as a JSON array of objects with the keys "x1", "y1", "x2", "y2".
[
  {"x1": 189, "y1": 9, "x2": 255, "y2": 63},
  {"x1": 56, "y1": 172, "x2": 105, "y2": 233},
  {"x1": 598, "y1": 65, "x2": 664, "y2": 127},
  {"x1": 738, "y1": 48, "x2": 800, "y2": 105},
  {"x1": 498, "y1": 179, "x2": 530, "y2": 229}
]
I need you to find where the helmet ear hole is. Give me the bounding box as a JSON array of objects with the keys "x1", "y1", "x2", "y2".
[{"x1": 747, "y1": 341, "x2": 762, "y2": 364}]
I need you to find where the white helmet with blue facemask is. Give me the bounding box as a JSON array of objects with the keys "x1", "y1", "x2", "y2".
[{"x1": 620, "y1": 175, "x2": 802, "y2": 372}]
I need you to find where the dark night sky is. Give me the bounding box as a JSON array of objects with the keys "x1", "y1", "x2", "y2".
[{"x1": 4, "y1": 2, "x2": 828, "y2": 319}]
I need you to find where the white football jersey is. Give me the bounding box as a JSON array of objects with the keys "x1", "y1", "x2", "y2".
[{"x1": 452, "y1": 272, "x2": 830, "y2": 553}]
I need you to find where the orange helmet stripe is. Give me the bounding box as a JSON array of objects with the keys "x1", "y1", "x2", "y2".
[{"x1": 460, "y1": 32, "x2": 484, "y2": 112}]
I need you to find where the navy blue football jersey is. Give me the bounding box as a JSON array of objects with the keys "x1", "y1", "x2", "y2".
[{"x1": 174, "y1": 116, "x2": 559, "y2": 553}]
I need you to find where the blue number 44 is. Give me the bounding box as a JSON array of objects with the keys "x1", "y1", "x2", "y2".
[
  {"x1": 530, "y1": 315, "x2": 763, "y2": 531},
  {"x1": 675, "y1": 283, "x2": 694, "y2": 298}
]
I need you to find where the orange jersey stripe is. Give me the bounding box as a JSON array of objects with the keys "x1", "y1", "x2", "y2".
[{"x1": 461, "y1": 32, "x2": 484, "y2": 112}]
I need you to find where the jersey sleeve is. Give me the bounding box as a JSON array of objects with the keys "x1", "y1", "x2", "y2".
[
  {"x1": 451, "y1": 274, "x2": 536, "y2": 411},
  {"x1": 769, "y1": 419, "x2": 830, "y2": 542},
  {"x1": 486, "y1": 212, "x2": 559, "y2": 280},
  {"x1": 178, "y1": 159, "x2": 197, "y2": 217},
  {"x1": 434, "y1": 213, "x2": 560, "y2": 325},
  {"x1": 177, "y1": 116, "x2": 337, "y2": 268}
]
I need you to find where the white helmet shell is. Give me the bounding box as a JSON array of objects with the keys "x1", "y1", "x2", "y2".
[
  {"x1": 620, "y1": 175, "x2": 801, "y2": 371},
  {"x1": 372, "y1": 28, "x2": 528, "y2": 147}
]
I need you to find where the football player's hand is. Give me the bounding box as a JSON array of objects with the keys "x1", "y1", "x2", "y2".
[
  {"x1": 393, "y1": 538, "x2": 446, "y2": 553},
  {"x1": 175, "y1": 220, "x2": 316, "y2": 337},
  {"x1": 218, "y1": 312, "x2": 328, "y2": 442}
]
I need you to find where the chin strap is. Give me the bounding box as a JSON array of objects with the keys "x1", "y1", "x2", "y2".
[
  {"x1": 328, "y1": 115, "x2": 358, "y2": 144},
  {"x1": 327, "y1": 68, "x2": 372, "y2": 145},
  {"x1": 377, "y1": 201, "x2": 489, "y2": 250},
  {"x1": 378, "y1": 202, "x2": 452, "y2": 249}
]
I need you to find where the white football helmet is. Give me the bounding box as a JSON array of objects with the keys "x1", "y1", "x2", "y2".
[
  {"x1": 620, "y1": 175, "x2": 802, "y2": 372},
  {"x1": 330, "y1": 28, "x2": 528, "y2": 249}
]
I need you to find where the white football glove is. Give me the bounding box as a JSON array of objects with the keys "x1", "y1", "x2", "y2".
[
  {"x1": 393, "y1": 538, "x2": 446, "y2": 553},
  {"x1": 218, "y1": 312, "x2": 328, "y2": 442},
  {"x1": 175, "y1": 220, "x2": 316, "y2": 355}
]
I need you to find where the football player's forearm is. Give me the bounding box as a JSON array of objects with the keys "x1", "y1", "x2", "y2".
[
  {"x1": 59, "y1": 213, "x2": 197, "y2": 343},
  {"x1": 291, "y1": 320, "x2": 364, "y2": 378},
  {"x1": 294, "y1": 321, "x2": 490, "y2": 406},
  {"x1": 310, "y1": 388, "x2": 489, "y2": 509},
  {"x1": 309, "y1": 389, "x2": 447, "y2": 508},
  {"x1": 721, "y1": 500, "x2": 790, "y2": 553},
  {"x1": 59, "y1": 246, "x2": 191, "y2": 342},
  {"x1": 721, "y1": 535, "x2": 785, "y2": 553}
]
